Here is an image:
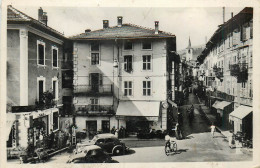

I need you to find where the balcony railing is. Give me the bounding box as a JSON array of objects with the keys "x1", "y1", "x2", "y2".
[
  {"x1": 74, "y1": 105, "x2": 114, "y2": 116},
  {"x1": 213, "y1": 65, "x2": 223, "y2": 80},
  {"x1": 207, "y1": 90, "x2": 235, "y2": 102},
  {"x1": 230, "y1": 63, "x2": 248, "y2": 83},
  {"x1": 74, "y1": 84, "x2": 113, "y2": 96}
]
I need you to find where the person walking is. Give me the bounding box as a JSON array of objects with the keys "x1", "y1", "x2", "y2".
[
  {"x1": 210, "y1": 123, "x2": 216, "y2": 138},
  {"x1": 228, "y1": 131, "x2": 235, "y2": 148}
]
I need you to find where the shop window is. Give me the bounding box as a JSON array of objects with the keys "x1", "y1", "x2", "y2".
[
  {"x1": 37, "y1": 41, "x2": 45, "y2": 65},
  {"x1": 124, "y1": 41, "x2": 133, "y2": 50},
  {"x1": 90, "y1": 98, "x2": 99, "y2": 111},
  {"x1": 124, "y1": 81, "x2": 133, "y2": 96},
  {"x1": 142, "y1": 41, "x2": 152, "y2": 50},
  {"x1": 52, "y1": 46, "x2": 58, "y2": 68},
  {"x1": 53, "y1": 112, "x2": 59, "y2": 131},
  {"x1": 124, "y1": 55, "x2": 133, "y2": 72},
  {"x1": 143, "y1": 55, "x2": 151, "y2": 70},
  {"x1": 102, "y1": 121, "x2": 110, "y2": 133},
  {"x1": 143, "y1": 81, "x2": 151, "y2": 96}
]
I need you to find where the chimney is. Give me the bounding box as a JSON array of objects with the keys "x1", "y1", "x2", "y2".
[
  {"x1": 85, "y1": 29, "x2": 91, "y2": 33},
  {"x1": 103, "y1": 20, "x2": 109, "y2": 29},
  {"x1": 155, "y1": 21, "x2": 159, "y2": 34},
  {"x1": 223, "y1": 7, "x2": 225, "y2": 23},
  {"x1": 117, "y1": 16, "x2": 123, "y2": 27},
  {"x1": 38, "y1": 7, "x2": 48, "y2": 26},
  {"x1": 231, "y1": 12, "x2": 233, "y2": 18}
]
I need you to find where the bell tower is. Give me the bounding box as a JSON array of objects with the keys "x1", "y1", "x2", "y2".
[{"x1": 186, "y1": 36, "x2": 193, "y2": 61}]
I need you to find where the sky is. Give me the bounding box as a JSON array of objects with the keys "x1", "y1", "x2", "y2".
[{"x1": 13, "y1": 6, "x2": 244, "y2": 51}]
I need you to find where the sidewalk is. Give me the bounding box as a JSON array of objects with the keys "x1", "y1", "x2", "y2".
[{"x1": 196, "y1": 95, "x2": 229, "y2": 139}]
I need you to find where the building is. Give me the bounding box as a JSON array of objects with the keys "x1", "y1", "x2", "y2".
[
  {"x1": 197, "y1": 7, "x2": 253, "y2": 138},
  {"x1": 70, "y1": 17, "x2": 177, "y2": 138},
  {"x1": 6, "y1": 6, "x2": 67, "y2": 153}
]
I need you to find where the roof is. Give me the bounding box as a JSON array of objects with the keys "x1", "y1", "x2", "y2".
[
  {"x1": 229, "y1": 105, "x2": 252, "y2": 120},
  {"x1": 95, "y1": 133, "x2": 117, "y2": 139},
  {"x1": 7, "y1": 5, "x2": 65, "y2": 38},
  {"x1": 70, "y1": 23, "x2": 175, "y2": 40}
]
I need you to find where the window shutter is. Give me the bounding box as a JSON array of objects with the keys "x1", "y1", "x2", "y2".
[
  {"x1": 99, "y1": 74, "x2": 103, "y2": 85},
  {"x1": 242, "y1": 25, "x2": 247, "y2": 41}
]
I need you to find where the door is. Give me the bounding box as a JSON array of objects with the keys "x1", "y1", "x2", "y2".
[
  {"x1": 86, "y1": 121, "x2": 97, "y2": 140},
  {"x1": 90, "y1": 73, "x2": 99, "y2": 92},
  {"x1": 102, "y1": 121, "x2": 110, "y2": 133}
]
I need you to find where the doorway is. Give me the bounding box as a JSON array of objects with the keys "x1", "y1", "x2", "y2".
[
  {"x1": 102, "y1": 120, "x2": 110, "y2": 133},
  {"x1": 86, "y1": 121, "x2": 97, "y2": 140},
  {"x1": 90, "y1": 73, "x2": 99, "y2": 92}
]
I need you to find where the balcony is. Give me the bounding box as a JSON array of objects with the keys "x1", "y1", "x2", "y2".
[
  {"x1": 230, "y1": 63, "x2": 248, "y2": 83},
  {"x1": 74, "y1": 84, "x2": 113, "y2": 96},
  {"x1": 207, "y1": 90, "x2": 235, "y2": 102},
  {"x1": 213, "y1": 65, "x2": 223, "y2": 81},
  {"x1": 74, "y1": 105, "x2": 114, "y2": 116}
]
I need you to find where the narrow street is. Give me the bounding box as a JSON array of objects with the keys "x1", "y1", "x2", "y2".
[{"x1": 37, "y1": 91, "x2": 252, "y2": 163}]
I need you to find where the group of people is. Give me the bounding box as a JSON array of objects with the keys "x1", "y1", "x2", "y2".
[{"x1": 111, "y1": 126, "x2": 126, "y2": 138}]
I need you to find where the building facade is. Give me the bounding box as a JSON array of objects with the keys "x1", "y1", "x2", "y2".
[
  {"x1": 197, "y1": 7, "x2": 253, "y2": 138},
  {"x1": 6, "y1": 6, "x2": 66, "y2": 150},
  {"x1": 71, "y1": 17, "x2": 177, "y2": 137}
]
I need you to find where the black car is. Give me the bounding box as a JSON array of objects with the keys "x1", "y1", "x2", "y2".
[
  {"x1": 68, "y1": 145, "x2": 118, "y2": 163},
  {"x1": 75, "y1": 134, "x2": 129, "y2": 155}
]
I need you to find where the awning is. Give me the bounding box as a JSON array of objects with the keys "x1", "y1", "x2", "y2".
[
  {"x1": 212, "y1": 101, "x2": 221, "y2": 109},
  {"x1": 116, "y1": 101, "x2": 160, "y2": 121},
  {"x1": 6, "y1": 113, "x2": 16, "y2": 141},
  {"x1": 212, "y1": 101, "x2": 232, "y2": 110},
  {"x1": 229, "y1": 105, "x2": 253, "y2": 120}
]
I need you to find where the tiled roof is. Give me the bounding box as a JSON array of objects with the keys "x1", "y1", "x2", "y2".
[
  {"x1": 7, "y1": 5, "x2": 64, "y2": 37},
  {"x1": 70, "y1": 23, "x2": 175, "y2": 40}
]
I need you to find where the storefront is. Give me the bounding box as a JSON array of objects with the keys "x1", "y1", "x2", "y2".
[
  {"x1": 6, "y1": 108, "x2": 60, "y2": 149},
  {"x1": 116, "y1": 101, "x2": 162, "y2": 135},
  {"x1": 212, "y1": 100, "x2": 233, "y2": 129},
  {"x1": 229, "y1": 105, "x2": 253, "y2": 139}
]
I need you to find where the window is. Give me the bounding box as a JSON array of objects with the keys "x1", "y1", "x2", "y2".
[
  {"x1": 142, "y1": 41, "x2": 152, "y2": 50},
  {"x1": 37, "y1": 77, "x2": 45, "y2": 101},
  {"x1": 37, "y1": 41, "x2": 45, "y2": 65},
  {"x1": 124, "y1": 41, "x2": 133, "y2": 50},
  {"x1": 249, "y1": 80, "x2": 252, "y2": 97},
  {"x1": 241, "y1": 25, "x2": 247, "y2": 41},
  {"x1": 52, "y1": 78, "x2": 58, "y2": 100},
  {"x1": 91, "y1": 53, "x2": 99, "y2": 65},
  {"x1": 124, "y1": 81, "x2": 133, "y2": 96},
  {"x1": 91, "y1": 42, "x2": 99, "y2": 51},
  {"x1": 90, "y1": 98, "x2": 99, "y2": 111},
  {"x1": 102, "y1": 121, "x2": 110, "y2": 133},
  {"x1": 52, "y1": 46, "x2": 58, "y2": 68},
  {"x1": 250, "y1": 20, "x2": 253, "y2": 38},
  {"x1": 143, "y1": 81, "x2": 151, "y2": 96},
  {"x1": 124, "y1": 55, "x2": 133, "y2": 72},
  {"x1": 143, "y1": 55, "x2": 151, "y2": 70},
  {"x1": 91, "y1": 42, "x2": 100, "y2": 65}
]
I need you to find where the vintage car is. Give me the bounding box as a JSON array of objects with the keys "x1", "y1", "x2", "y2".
[
  {"x1": 75, "y1": 133, "x2": 129, "y2": 155},
  {"x1": 68, "y1": 145, "x2": 118, "y2": 163}
]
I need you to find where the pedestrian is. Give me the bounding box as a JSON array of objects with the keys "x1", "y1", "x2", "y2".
[
  {"x1": 115, "y1": 129, "x2": 119, "y2": 138},
  {"x1": 210, "y1": 123, "x2": 216, "y2": 138},
  {"x1": 228, "y1": 131, "x2": 235, "y2": 148},
  {"x1": 49, "y1": 129, "x2": 54, "y2": 149},
  {"x1": 111, "y1": 126, "x2": 116, "y2": 134}
]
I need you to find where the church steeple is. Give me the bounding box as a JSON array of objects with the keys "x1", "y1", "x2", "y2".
[{"x1": 187, "y1": 36, "x2": 192, "y2": 49}]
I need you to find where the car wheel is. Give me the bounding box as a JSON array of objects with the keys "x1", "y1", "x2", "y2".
[{"x1": 113, "y1": 147, "x2": 123, "y2": 156}]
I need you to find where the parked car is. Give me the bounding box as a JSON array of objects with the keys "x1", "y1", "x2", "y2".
[
  {"x1": 68, "y1": 145, "x2": 118, "y2": 163},
  {"x1": 75, "y1": 133, "x2": 129, "y2": 155}
]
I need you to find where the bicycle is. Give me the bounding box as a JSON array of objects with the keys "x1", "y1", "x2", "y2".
[{"x1": 165, "y1": 139, "x2": 177, "y2": 156}]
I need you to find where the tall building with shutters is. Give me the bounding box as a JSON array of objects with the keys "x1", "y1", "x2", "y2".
[
  {"x1": 6, "y1": 6, "x2": 66, "y2": 152},
  {"x1": 197, "y1": 7, "x2": 253, "y2": 139},
  {"x1": 71, "y1": 17, "x2": 177, "y2": 138}
]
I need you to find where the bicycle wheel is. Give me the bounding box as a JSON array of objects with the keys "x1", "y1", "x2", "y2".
[
  {"x1": 165, "y1": 144, "x2": 171, "y2": 156},
  {"x1": 172, "y1": 142, "x2": 177, "y2": 153}
]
